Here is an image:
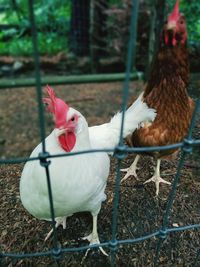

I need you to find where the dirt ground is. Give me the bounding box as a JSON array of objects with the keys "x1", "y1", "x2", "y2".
[{"x1": 0, "y1": 80, "x2": 200, "y2": 267}]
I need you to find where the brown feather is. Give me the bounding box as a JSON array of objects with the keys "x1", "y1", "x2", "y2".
[{"x1": 130, "y1": 39, "x2": 195, "y2": 160}]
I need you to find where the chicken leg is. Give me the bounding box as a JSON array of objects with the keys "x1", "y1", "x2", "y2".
[
  {"x1": 121, "y1": 155, "x2": 140, "y2": 183},
  {"x1": 144, "y1": 159, "x2": 171, "y2": 196},
  {"x1": 82, "y1": 214, "x2": 108, "y2": 257},
  {"x1": 45, "y1": 216, "x2": 67, "y2": 241}
]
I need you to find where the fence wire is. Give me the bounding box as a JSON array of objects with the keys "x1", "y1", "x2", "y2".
[{"x1": 0, "y1": 0, "x2": 200, "y2": 266}]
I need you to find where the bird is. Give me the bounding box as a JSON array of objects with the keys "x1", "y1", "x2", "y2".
[
  {"x1": 20, "y1": 85, "x2": 156, "y2": 254},
  {"x1": 121, "y1": 0, "x2": 195, "y2": 196}
]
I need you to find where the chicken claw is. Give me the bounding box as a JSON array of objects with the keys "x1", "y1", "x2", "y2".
[
  {"x1": 82, "y1": 214, "x2": 108, "y2": 257},
  {"x1": 143, "y1": 159, "x2": 171, "y2": 196},
  {"x1": 121, "y1": 155, "x2": 140, "y2": 183},
  {"x1": 144, "y1": 175, "x2": 171, "y2": 196},
  {"x1": 82, "y1": 233, "x2": 108, "y2": 257},
  {"x1": 44, "y1": 217, "x2": 67, "y2": 242}
]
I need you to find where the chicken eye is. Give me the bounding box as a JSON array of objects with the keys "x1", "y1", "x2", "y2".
[{"x1": 70, "y1": 116, "x2": 75, "y2": 122}]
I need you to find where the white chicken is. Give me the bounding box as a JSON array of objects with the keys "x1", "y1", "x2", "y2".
[{"x1": 20, "y1": 85, "x2": 156, "y2": 255}]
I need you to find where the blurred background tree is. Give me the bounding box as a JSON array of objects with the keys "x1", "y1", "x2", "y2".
[
  {"x1": 70, "y1": 0, "x2": 90, "y2": 56},
  {"x1": 0, "y1": 0, "x2": 199, "y2": 73},
  {"x1": 0, "y1": 0, "x2": 71, "y2": 55}
]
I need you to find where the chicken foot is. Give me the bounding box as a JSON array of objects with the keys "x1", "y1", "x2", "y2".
[
  {"x1": 44, "y1": 216, "x2": 67, "y2": 241},
  {"x1": 82, "y1": 214, "x2": 108, "y2": 257},
  {"x1": 120, "y1": 155, "x2": 140, "y2": 183},
  {"x1": 144, "y1": 159, "x2": 171, "y2": 196}
]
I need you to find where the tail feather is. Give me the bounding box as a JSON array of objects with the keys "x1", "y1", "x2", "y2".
[
  {"x1": 109, "y1": 93, "x2": 156, "y2": 138},
  {"x1": 89, "y1": 93, "x2": 156, "y2": 152}
]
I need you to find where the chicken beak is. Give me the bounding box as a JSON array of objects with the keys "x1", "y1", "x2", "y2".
[
  {"x1": 55, "y1": 127, "x2": 74, "y2": 137},
  {"x1": 166, "y1": 21, "x2": 176, "y2": 30}
]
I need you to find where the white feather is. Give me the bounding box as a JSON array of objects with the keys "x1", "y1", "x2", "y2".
[
  {"x1": 20, "y1": 93, "x2": 156, "y2": 225},
  {"x1": 89, "y1": 93, "x2": 156, "y2": 152},
  {"x1": 20, "y1": 113, "x2": 110, "y2": 221}
]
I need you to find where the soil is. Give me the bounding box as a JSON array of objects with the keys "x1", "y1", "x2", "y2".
[{"x1": 0, "y1": 79, "x2": 200, "y2": 267}]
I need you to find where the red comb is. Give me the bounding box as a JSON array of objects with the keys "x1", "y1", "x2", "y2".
[
  {"x1": 43, "y1": 85, "x2": 69, "y2": 129},
  {"x1": 43, "y1": 85, "x2": 57, "y2": 114},
  {"x1": 43, "y1": 85, "x2": 76, "y2": 152},
  {"x1": 168, "y1": 0, "x2": 180, "y2": 21}
]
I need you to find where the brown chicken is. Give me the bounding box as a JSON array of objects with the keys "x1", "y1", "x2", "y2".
[{"x1": 121, "y1": 0, "x2": 195, "y2": 195}]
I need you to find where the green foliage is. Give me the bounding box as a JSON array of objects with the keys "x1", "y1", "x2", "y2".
[
  {"x1": 0, "y1": 0, "x2": 199, "y2": 57},
  {"x1": 0, "y1": 33, "x2": 67, "y2": 56},
  {"x1": 182, "y1": 1, "x2": 200, "y2": 43},
  {"x1": 0, "y1": 0, "x2": 71, "y2": 55}
]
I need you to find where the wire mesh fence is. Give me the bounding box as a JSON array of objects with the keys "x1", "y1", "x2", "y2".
[{"x1": 0, "y1": 0, "x2": 200, "y2": 266}]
